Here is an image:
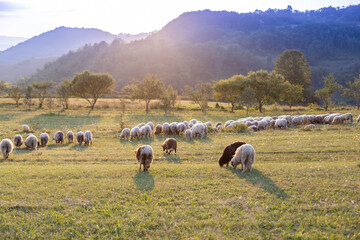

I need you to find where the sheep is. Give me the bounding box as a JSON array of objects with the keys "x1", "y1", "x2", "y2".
[
  {"x1": 218, "y1": 141, "x2": 246, "y2": 167},
  {"x1": 13, "y1": 135, "x2": 23, "y2": 149},
  {"x1": 66, "y1": 131, "x2": 74, "y2": 143},
  {"x1": 183, "y1": 121, "x2": 189, "y2": 129},
  {"x1": 215, "y1": 122, "x2": 222, "y2": 128},
  {"x1": 40, "y1": 133, "x2": 49, "y2": 146},
  {"x1": 304, "y1": 124, "x2": 316, "y2": 130},
  {"x1": 84, "y1": 131, "x2": 93, "y2": 145},
  {"x1": 357, "y1": 114, "x2": 360, "y2": 123},
  {"x1": 76, "y1": 131, "x2": 85, "y2": 145},
  {"x1": 332, "y1": 115, "x2": 345, "y2": 125},
  {"x1": 185, "y1": 129, "x2": 192, "y2": 141},
  {"x1": 155, "y1": 124, "x2": 162, "y2": 135},
  {"x1": 292, "y1": 116, "x2": 304, "y2": 125},
  {"x1": 225, "y1": 120, "x2": 234, "y2": 128},
  {"x1": 169, "y1": 122, "x2": 178, "y2": 135},
  {"x1": 216, "y1": 125, "x2": 223, "y2": 131},
  {"x1": 130, "y1": 126, "x2": 141, "y2": 140},
  {"x1": 191, "y1": 123, "x2": 206, "y2": 139},
  {"x1": 162, "y1": 123, "x2": 170, "y2": 135},
  {"x1": 138, "y1": 123, "x2": 146, "y2": 128},
  {"x1": 342, "y1": 113, "x2": 353, "y2": 123},
  {"x1": 268, "y1": 119, "x2": 276, "y2": 129},
  {"x1": 190, "y1": 119, "x2": 197, "y2": 125},
  {"x1": 205, "y1": 121, "x2": 212, "y2": 128},
  {"x1": 53, "y1": 131, "x2": 64, "y2": 144},
  {"x1": 120, "y1": 128, "x2": 130, "y2": 140},
  {"x1": 177, "y1": 123, "x2": 186, "y2": 135},
  {"x1": 162, "y1": 138, "x2": 177, "y2": 155},
  {"x1": 22, "y1": 124, "x2": 30, "y2": 132},
  {"x1": 324, "y1": 113, "x2": 341, "y2": 124},
  {"x1": 230, "y1": 144, "x2": 255, "y2": 172},
  {"x1": 24, "y1": 134, "x2": 39, "y2": 150},
  {"x1": 248, "y1": 125, "x2": 257, "y2": 131},
  {"x1": 1, "y1": 139, "x2": 14, "y2": 160},
  {"x1": 146, "y1": 122, "x2": 154, "y2": 131},
  {"x1": 274, "y1": 119, "x2": 287, "y2": 129},
  {"x1": 140, "y1": 125, "x2": 151, "y2": 139},
  {"x1": 279, "y1": 115, "x2": 292, "y2": 126},
  {"x1": 257, "y1": 120, "x2": 268, "y2": 131},
  {"x1": 135, "y1": 145, "x2": 154, "y2": 171}
]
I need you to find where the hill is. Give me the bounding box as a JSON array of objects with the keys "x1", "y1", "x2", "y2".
[
  {"x1": 0, "y1": 36, "x2": 27, "y2": 51},
  {"x1": 29, "y1": 5, "x2": 360, "y2": 94}
]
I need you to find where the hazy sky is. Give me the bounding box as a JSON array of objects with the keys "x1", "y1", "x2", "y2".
[{"x1": 1, "y1": 0, "x2": 360, "y2": 38}]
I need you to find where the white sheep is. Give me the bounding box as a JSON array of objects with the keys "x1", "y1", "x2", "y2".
[
  {"x1": 230, "y1": 144, "x2": 255, "y2": 172},
  {"x1": 183, "y1": 121, "x2": 189, "y2": 129},
  {"x1": 84, "y1": 131, "x2": 93, "y2": 145},
  {"x1": 191, "y1": 123, "x2": 206, "y2": 139},
  {"x1": 120, "y1": 128, "x2": 130, "y2": 140},
  {"x1": 169, "y1": 122, "x2": 178, "y2": 135},
  {"x1": 146, "y1": 122, "x2": 154, "y2": 131},
  {"x1": 274, "y1": 119, "x2": 287, "y2": 129},
  {"x1": 248, "y1": 125, "x2": 257, "y2": 131},
  {"x1": 292, "y1": 116, "x2": 304, "y2": 125},
  {"x1": 177, "y1": 123, "x2": 186, "y2": 135},
  {"x1": 135, "y1": 145, "x2": 154, "y2": 171},
  {"x1": 185, "y1": 129, "x2": 192, "y2": 141},
  {"x1": 130, "y1": 126, "x2": 141, "y2": 140},
  {"x1": 66, "y1": 131, "x2": 74, "y2": 143},
  {"x1": 268, "y1": 119, "x2": 276, "y2": 129},
  {"x1": 22, "y1": 124, "x2": 30, "y2": 132},
  {"x1": 1, "y1": 139, "x2": 14, "y2": 160},
  {"x1": 40, "y1": 133, "x2": 49, "y2": 146},
  {"x1": 304, "y1": 124, "x2": 316, "y2": 130},
  {"x1": 332, "y1": 115, "x2": 345, "y2": 125},
  {"x1": 138, "y1": 123, "x2": 146, "y2": 128},
  {"x1": 205, "y1": 121, "x2": 212, "y2": 127},
  {"x1": 140, "y1": 125, "x2": 151, "y2": 139},
  {"x1": 24, "y1": 134, "x2": 39, "y2": 150},
  {"x1": 53, "y1": 131, "x2": 64, "y2": 144},
  {"x1": 76, "y1": 131, "x2": 85, "y2": 145},
  {"x1": 257, "y1": 120, "x2": 268, "y2": 131},
  {"x1": 190, "y1": 119, "x2": 197, "y2": 125},
  {"x1": 13, "y1": 135, "x2": 23, "y2": 149},
  {"x1": 162, "y1": 123, "x2": 170, "y2": 135},
  {"x1": 324, "y1": 113, "x2": 341, "y2": 124},
  {"x1": 342, "y1": 113, "x2": 353, "y2": 123}
]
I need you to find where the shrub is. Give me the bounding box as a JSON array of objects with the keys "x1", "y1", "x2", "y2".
[{"x1": 221, "y1": 124, "x2": 248, "y2": 133}]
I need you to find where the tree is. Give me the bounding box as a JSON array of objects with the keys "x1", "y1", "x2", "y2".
[
  {"x1": 239, "y1": 87, "x2": 257, "y2": 116},
  {"x1": 281, "y1": 81, "x2": 304, "y2": 111},
  {"x1": 160, "y1": 85, "x2": 178, "y2": 114},
  {"x1": 32, "y1": 81, "x2": 54, "y2": 108},
  {"x1": 56, "y1": 79, "x2": 72, "y2": 111},
  {"x1": 0, "y1": 81, "x2": 10, "y2": 95},
  {"x1": 213, "y1": 75, "x2": 246, "y2": 112},
  {"x1": 184, "y1": 82, "x2": 213, "y2": 114},
  {"x1": 23, "y1": 86, "x2": 34, "y2": 111},
  {"x1": 71, "y1": 71, "x2": 115, "y2": 110},
  {"x1": 343, "y1": 74, "x2": 360, "y2": 110},
  {"x1": 274, "y1": 49, "x2": 312, "y2": 100},
  {"x1": 8, "y1": 85, "x2": 23, "y2": 107},
  {"x1": 122, "y1": 74, "x2": 165, "y2": 113},
  {"x1": 315, "y1": 73, "x2": 342, "y2": 111}
]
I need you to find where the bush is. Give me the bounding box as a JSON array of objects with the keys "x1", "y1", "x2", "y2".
[
  {"x1": 215, "y1": 103, "x2": 220, "y2": 108},
  {"x1": 221, "y1": 124, "x2": 248, "y2": 133},
  {"x1": 307, "y1": 103, "x2": 321, "y2": 110}
]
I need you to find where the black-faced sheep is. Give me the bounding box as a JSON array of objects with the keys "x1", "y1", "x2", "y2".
[
  {"x1": 66, "y1": 131, "x2": 74, "y2": 143},
  {"x1": 76, "y1": 131, "x2": 85, "y2": 146},
  {"x1": 53, "y1": 131, "x2": 64, "y2": 144},
  {"x1": 140, "y1": 125, "x2": 151, "y2": 139},
  {"x1": 274, "y1": 119, "x2": 287, "y2": 129},
  {"x1": 162, "y1": 138, "x2": 177, "y2": 155},
  {"x1": 185, "y1": 129, "x2": 192, "y2": 141},
  {"x1": 218, "y1": 141, "x2": 246, "y2": 167},
  {"x1": 40, "y1": 133, "x2": 49, "y2": 146},
  {"x1": 135, "y1": 145, "x2": 154, "y2": 171},
  {"x1": 1, "y1": 139, "x2": 14, "y2": 160},
  {"x1": 13, "y1": 135, "x2": 23, "y2": 149},
  {"x1": 130, "y1": 126, "x2": 140, "y2": 140},
  {"x1": 230, "y1": 144, "x2": 255, "y2": 172},
  {"x1": 84, "y1": 131, "x2": 93, "y2": 145},
  {"x1": 24, "y1": 134, "x2": 39, "y2": 150},
  {"x1": 155, "y1": 124, "x2": 162, "y2": 135},
  {"x1": 120, "y1": 128, "x2": 130, "y2": 140}
]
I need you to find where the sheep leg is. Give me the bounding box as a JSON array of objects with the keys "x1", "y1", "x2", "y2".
[{"x1": 240, "y1": 163, "x2": 243, "y2": 171}]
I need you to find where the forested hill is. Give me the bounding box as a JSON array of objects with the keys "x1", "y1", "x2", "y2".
[{"x1": 30, "y1": 5, "x2": 360, "y2": 91}]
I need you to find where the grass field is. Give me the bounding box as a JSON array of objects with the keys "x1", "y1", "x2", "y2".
[{"x1": 0, "y1": 99, "x2": 359, "y2": 239}]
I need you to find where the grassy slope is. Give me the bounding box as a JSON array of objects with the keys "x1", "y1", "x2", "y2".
[{"x1": 0, "y1": 101, "x2": 359, "y2": 239}]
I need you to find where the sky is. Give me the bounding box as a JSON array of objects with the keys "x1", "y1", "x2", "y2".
[{"x1": 0, "y1": 0, "x2": 360, "y2": 38}]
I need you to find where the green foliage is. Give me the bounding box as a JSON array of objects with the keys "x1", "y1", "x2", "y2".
[
  {"x1": 281, "y1": 81, "x2": 304, "y2": 111},
  {"x1": 239, "y1": 87, "x2": 257, "y2": 116},
  {"x1": 71, "y1": 71, "x2": 115, "y2": 110},
  {"x1": 184, "y1": 82, "x2": 213, "y2": 114},
  {"x1": 7, "y1": 85, "x2": 23, "y2": 107},
  {"x1": 221, "y1": 123, "x2": 248, "y2": 133},
  {"x1": 56, "y1": 79, "x2": 72, "y2": 111},
  {"x1": 342, "y1": 74, "x2": 360, "y2": 110},
  {"x1": 32, "y1": 81, "x2": 55, "y2": 108},
  {"x1": 315, "y1": 73, "x2": 342, "y2": 111},
  {"x1": 23, "y1": 85, "x2": 33, "y2": 111},
  {"x1": 160, "y1": 85, "x2": 178, "y2": 114}
]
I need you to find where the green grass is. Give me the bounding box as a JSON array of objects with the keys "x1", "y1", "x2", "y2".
[{"x1": 0, "y1": 101, "x2": 359, "y2": 239}]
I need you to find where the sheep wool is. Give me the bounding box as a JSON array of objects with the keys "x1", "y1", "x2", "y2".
[
  {"x1": 120, "y1": 128, "x2": 130, "y2": 140},
  {"x1": 76, "y1": 131, "x2": 85, "y2": 146},
  {"x1": 84, "y1": 131, "x2": 93, "y2": 145},
  {"x1": 40, "y1": 133, "x2": 49, "y2": 146},
  {"x1": 230, "y1": 144, "x2": 255, "y2": 172},
  {"x1": 135, "y1": 145, "x2": 154, "y2": 171},
  {"x1": 24, "y1": 134, "x2": 39, "y2": 150},
  {"x1": 13, "y1": 135, "x2": 23, "y2": 149},
  {"x1": 66, "y1": 131, "x2": 74, "y2": 143},
  {"x1": 162, "y1": 138, "x2": 177, "y2": 155},
  {"x1": 0, "y1": 139, "x2": 14, "y2": 160}
]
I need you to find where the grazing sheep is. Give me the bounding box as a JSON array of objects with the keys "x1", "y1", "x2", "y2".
[
  {"x1": 169, "y1": 122, "x2": 178, "y2": 135},
  {"x1": 24, "y1": 134, "x2": 39, "y2": 150},
  {"x1": 190, "y1": 119, "x2": 197, "y2": 125},
  {"x1": 162, "y1": 138, "x2": 177, "y2": 155},
  {"x1": 216, "y1": 125, "x2": 223, "y2": 131},
  {"x1": 66, "y1": 131, "x2": 74, "y2": 143},
  {"x1": 120, "y1": 128, "x2": 130, "y2": 140},
  {"x1": 183, "y1": 121, "x2": 189, "y2": 129},
  {"x1": 40, "y1": 133, "x2": 49, "y2": 146},
  {"x1": 135, "y1": 145, "x2": 154, "y2": 171},
  {"x1": 357, "y1": 114, "x2": 360, "y2": 123},
  {"x1": 76, "y1": 131, "x2": 85, "y2": 145},
  {"x1": 268, "y1": 119, "x2": 276, "y2": 129},
  {"x1": 177, "y1": 123, "x2": 186, "y2": 135},
  {"x1": 185, "y1": 129, "x2": 192, "y2": 141},
  {"x1": 140, "y1": 125, "x2": 151, "y2": 139},
  {"x1": 22, "y1": 124, "x2": 30, "y2": 132},
  {"x1": 205, "y1": 121, "x2": 212, "y2": 128},
  {"x1": 155, "y1": 124, "x2": 162, "y2": 135},
  {"x1": 84, "y1": 131, "x2": 93, "y2": 145},
  {"x1": 342, "y1": 113, "x2": 353, "y2": 123},
  {"x1": 257, "y1": 120, "x2": 268, "y2": 131},
  {"x1": 274, "y1": 119, "x2": 287, "y2": 129},
  {"x1": 215, "y1": 122, "x2": 222, "y2": 128},
  {"x1": 138, "y1": 123, "x2": 146, "y2": 128},
  {"x1": 146, "y1": 122, "x2": 154, "y2": 131},
  {"x1": 292, "y1": 116, "x2": 304, "y2": 125},
  {"x1": 218, "y1": 141, "x2": 246, "y2": 167},
  {"x1": 304, "y1": 124, "x2": 316, "y2": 130},
  {"x1": 13, "y1": 135, "x2": 23, "y2": 149},
  {"x1": 225, "y1": 120, "x2": 234, "y2": 128},
  {"x1": 53, "y1": 131, "x2": 64, "y2": 144},
  {"x1": 332, "y1": 115, "x2": 345, "y2": 125},
  {"x1": 1, "y1": 139, "x2": 14, "y2": 160},
  {"x1": 191, "y1": 123, "x2": 206, "y2": 139},
  {"x1": 162, "y1": 123, "x2": 170, "y2": 135},
  {"x1": 230, "y1": 144, "x2": 255, "y2": 172},
  {"x1": 130, "y1": 126, "x2": 141, "y2": 140},
  {"x1": 324, "y1": 113, "x2": 341, "y2": 124},
  {"x1": 248, "y1": 125, "x2": 257, "y2": 131}
]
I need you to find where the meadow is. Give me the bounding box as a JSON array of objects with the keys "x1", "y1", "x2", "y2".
[{"x1": 0, "y1": 98, "x2": 359, "y2": 239}]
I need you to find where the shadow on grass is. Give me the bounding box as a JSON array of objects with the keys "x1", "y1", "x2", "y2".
[
  {"x1": 13, "y1": 148, "x2": 33, "y2": 155},
  {"x1": 46, "y1": 143, "x2": 69, "y2": 150},
  {"x1": 129, "y1": 138, "x2": 154, "y2": 146},
  {"x1": 0, "y1": 205, "x2": 43, "y2": 213},
  {"x1": 163, "y1": 153, "x2": 181, "y2": 163},
  {"x1": 69, "y1": 145, "x2": 88, "y2": 152},
  {"x1": 133, "y1": 171, "x2": 154, "y2": 191},
  {"x1": 227, "y1": 168, "x2": 288, "y2": 199}
]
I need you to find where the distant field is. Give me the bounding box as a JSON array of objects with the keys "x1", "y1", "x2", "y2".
[{"x1": 0, "y1": 100, "x2": 359, "y2": 239}]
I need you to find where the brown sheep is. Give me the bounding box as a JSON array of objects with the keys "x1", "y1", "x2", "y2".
[
  {"x1": 162, "y1": 138, "x2": 177, "y2": 155},
  {"x1": 135, "y1": 145, "x2": 154, "y2": 171},
  {"x1": 218, "y1": 141, "x2": 246, "y2": 167}
]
